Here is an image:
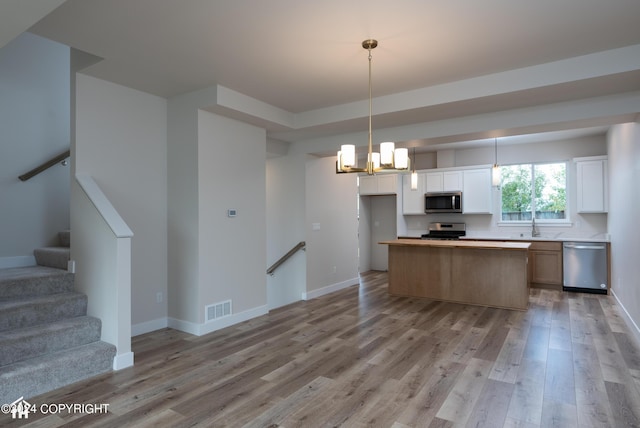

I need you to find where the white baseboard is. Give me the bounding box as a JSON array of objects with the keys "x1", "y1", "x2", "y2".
[
  {"x1": 0, "y1": 256, "x2": 36, "y2": 269},
  {"x1": 167, "y1": 304, "x2": 269, "y2": 337},
  {"x1": 167, "y1": 317, "x2": 200, "y2": 336},
  {"x1": 302, "y1": 277, "x2": 359, "y2": 300},
  {"x1": 610, "y1": 288, "x2": 640, "y2": 347},
  {"x1": 132, "y1": 317, "x2": 169, "y2": 336},
  {"x1": 112, "y1": 351, "x2": 134, "y2": 370}
]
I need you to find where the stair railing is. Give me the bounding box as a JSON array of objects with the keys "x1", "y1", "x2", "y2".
[
  {"x1": 18, "y1": 149, "x2": 70, "y2": 181},
  {"x1": 267, "y1": 241, "x2": 306, "y2": 276}
]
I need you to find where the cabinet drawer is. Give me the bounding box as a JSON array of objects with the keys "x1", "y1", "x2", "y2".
[{"x1": 528, "y1": 241, "x2": 561, "y2": 252}]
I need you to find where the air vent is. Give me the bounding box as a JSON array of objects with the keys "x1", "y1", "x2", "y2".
[{"x1": 205, "y1": 300, "x2": 232, "y2": 322}]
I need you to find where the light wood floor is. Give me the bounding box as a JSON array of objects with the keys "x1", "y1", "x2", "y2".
[{"x1": 5, "y1": 271, "x2": 640, "y2": 427}]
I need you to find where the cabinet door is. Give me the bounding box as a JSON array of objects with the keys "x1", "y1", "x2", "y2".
[
  {"x1": 462, "y1": 169, "x2": 492, "y2": 214},
  {"x1": 402, "y1": 173, "x2": 425, "y2": 214},
  {"x1": 377, "y1": 174, "x2": 397, "y2": 194},
  {"x1": 443, "y1": 171, "x2": 462, "y2": 191},
  {"x1": 530, "y1": 250, "x2": 563, "y2": 285},
  {"x1": 576, "y1": 160, "x2": 607, "y2": 213},
  {"x1": 359, "y1": 175, "x2": 377, "y2": 195},
  {"x1": 425, "y1": 172, "x2": 443, "y2": 193}
]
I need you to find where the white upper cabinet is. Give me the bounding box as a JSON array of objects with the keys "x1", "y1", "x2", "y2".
[
  {"x1": 402, "y1": 173, "x2": 425, "y2": 214},
  {"x1": 358, "y1": 175, "x2": 378, "y2": 195},
  {"x1": 425, "y1": 171, "x2": 462, "y2": 193},
  {"x1": 425, "y1": 172, "x2": 443, "y2": 193},
  {"x1": 575, "y1": 156, "x2": 608, "y2": 213},
  {"x1": 443, "y1": 171, "x2": 463, "y2": 191},
  {"x1": 462, "y1": 168, "x2": 492, "y2": 214},
  {"x1": 359, "y1": 174, "x2": 398, "y2": 196}
]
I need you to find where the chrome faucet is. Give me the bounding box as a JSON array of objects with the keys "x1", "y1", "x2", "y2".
[{"x1": 531, "y1": 217, "x2": 540, "y2": 237}]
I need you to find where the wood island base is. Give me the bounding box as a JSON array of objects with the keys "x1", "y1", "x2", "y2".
[{"x1": 381, "y1": 239, "x2": 531, "y2": 311}]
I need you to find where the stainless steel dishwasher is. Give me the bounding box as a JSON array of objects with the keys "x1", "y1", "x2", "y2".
[{"x1": 563, "y1": 241, "x2": 608, "y2": 294}]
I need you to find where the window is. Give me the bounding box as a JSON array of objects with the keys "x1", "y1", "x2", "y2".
[{"x1": 500, "y1": 162, "x2": 567, "y2": 222}]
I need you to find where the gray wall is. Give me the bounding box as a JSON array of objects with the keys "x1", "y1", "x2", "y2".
[{"x1": 0, "y1": 32, "x2": 70, "y2": 264}]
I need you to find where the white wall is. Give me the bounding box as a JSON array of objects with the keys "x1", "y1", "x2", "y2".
[
  {"x1": 197, "y1": 110, "x2": 267, "y2": 321},
  {"x1": 607, "y1": 122, "x2": 640, "y2": 338},
  {"x1": 266, "y1": 153, "x2": 307, "y2": 309},
  {"x1": 75, "y1": 74, "x2": 168, "y2": 330},
  {"x1": 305, "y1": 157, "x2": 359, "y2": 297},
  {"x1": 0, "y1": 32, "x2": 69, "y2": 264}
]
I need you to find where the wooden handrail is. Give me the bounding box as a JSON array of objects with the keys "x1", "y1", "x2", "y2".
[
  {"x1": 19, "y1": 149, "x2": 70, "y2": 181},
  {"x1": 267, "y1": 241, "x2": 306, "y2": 276}
]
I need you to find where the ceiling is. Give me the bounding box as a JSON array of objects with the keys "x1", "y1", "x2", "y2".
[{"x1": 4, "y1": 0, "x2": 640, "y2": 152}]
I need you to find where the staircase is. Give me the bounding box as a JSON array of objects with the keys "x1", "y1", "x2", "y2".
[{"x1": 0, "y1": 231, "x2": 116, "y2": 404}]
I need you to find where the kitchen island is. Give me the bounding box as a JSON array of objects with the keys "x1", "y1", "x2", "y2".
[{"x1": 379, "y1": 239, "x2": 531, "y2": 310}]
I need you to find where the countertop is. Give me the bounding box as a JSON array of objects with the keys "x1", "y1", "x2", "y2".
[
  {"x1": 398, "y1": 234, "x2": 610, "y2": 243},
  {"x1": 380, "y1": 239, "x2": 531, "y2": 250},
  {"x1": 460, "y1": 234, "x2": 610, "y2": 243}
]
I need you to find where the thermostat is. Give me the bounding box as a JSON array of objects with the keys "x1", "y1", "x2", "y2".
[{"x1": 227, "y1": 209, "x2": 237, "y2": 217}]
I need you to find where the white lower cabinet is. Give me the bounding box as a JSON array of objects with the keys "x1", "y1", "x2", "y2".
[{"x1": 462, "y1": 168, "x2": 492, "y2": 214}]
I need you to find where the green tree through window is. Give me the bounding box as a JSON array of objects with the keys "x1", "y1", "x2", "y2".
[{"x1": 500, "y1": 163, "x2": 566, "y2": 221}]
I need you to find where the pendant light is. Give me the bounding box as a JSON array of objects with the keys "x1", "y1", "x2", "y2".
[
  {"x1": 410, "y1": 148, "x2": 418, "y2": 190},
  {"x1": 492, "y1": 138, "x2": 501, "y2": 187},
  {"x1": 336, "y1": 39, "x2": 409, "y2": 175}
]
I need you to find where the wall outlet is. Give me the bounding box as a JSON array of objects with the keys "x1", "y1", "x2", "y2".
[
  {"x1": 156, "y1": 292, "x2": 163, "y2": 303},
  {"x1": 332, "y1": 266, "x2": 337, "y2": 274}
]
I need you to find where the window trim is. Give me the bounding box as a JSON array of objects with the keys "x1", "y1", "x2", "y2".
[{"x1": 498, "y1": 161, "x2": 570, "y2": 225}]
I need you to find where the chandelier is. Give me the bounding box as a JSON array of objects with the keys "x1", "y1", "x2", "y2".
[{"x1": 336, "y1": 39, "x2": 409, "y2": 175}]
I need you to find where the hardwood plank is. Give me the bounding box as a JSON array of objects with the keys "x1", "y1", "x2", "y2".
[
  {"x1": 613, "y1": 331, "x2": 640, "y2": 371},
  {"x1": 544, "y1": 348, "x2": 576, "y2": 405},
  {"x1": 506, "y1": 359, "x2": 546, "y2": 425},
  {"x1": 572, "y1": 342, "x2": 615, "y2": 427},
  {"x1": 605, "y1": 380, "x2": 640, "y2": 427},
  {"x1": 489, "y1": 331, "x2": 526, "y2": 384},
  {"x1": 394, "y1": 360, "x2": 465, "y2": 427},
  {"x1": 465, "y1": 379, "x2": 514, "y2": 427},
  {"x1": 435, "y1": 357, "x2": 493, "y2": 424},
  {"x1": 239, "y1": 376, "x2": 333, "y2": 427},
  {"x1": 540, "y1": 400, "x2": 577, "y2": 428},
  {"x1": 522, "y1": 325, "x2": 550, "y2": 362},
  {"x1": 474, "y1": 325, "x2": 510, "y2": 362}
]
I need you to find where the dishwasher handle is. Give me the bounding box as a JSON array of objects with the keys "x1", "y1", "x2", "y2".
[{"x1": 564, "y1": 243, "x2": 606, "y2": 250}]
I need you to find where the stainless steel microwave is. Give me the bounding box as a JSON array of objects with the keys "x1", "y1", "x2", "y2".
[{"x1": 425, "y1": 191, "x2": 462, "y2": 213}]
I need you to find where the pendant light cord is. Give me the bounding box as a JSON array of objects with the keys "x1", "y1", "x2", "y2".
[{"x1": 367, "y1": 46, "x2": 373, "y2": 174}]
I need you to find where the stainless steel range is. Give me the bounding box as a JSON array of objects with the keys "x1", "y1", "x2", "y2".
[{"x1": 421, "y1": 222, "x2": 466, "y2": 240}]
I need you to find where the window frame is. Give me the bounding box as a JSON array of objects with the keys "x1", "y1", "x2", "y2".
[{"x1": 497, "y1": 161, "x2": 570, "y2": 226}]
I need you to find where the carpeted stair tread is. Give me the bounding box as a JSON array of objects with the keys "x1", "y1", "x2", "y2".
[
  {"x1": 0, "y1": 292, "x2": 87, "y2": 332},
  {"x1": 0, "y1": 266, "x2": 74, "y2": 300},
  {"x1": 0, "y1": 341, "x2": 116, "y2": 403},
  {"x1": 0, "y1": 316, "x2": 102, "y2": 367},
  {"x1": 34, "y1": 247, "x2": 70, "y2": 270}
]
